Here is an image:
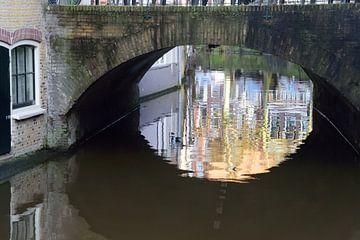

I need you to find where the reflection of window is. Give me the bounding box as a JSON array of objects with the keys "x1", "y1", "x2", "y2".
[
  {"x1": 270, "y1": 115, "x2": 280, "y2": 138},
  {"x1": 11, "y1": 46, "x2": 35, "y2": 109},
  {"x1": 199, "y1": 86, "x2": 204, "y2": 100},
  {"x1": 301, "y1": 116, "x2": 308, "y2": 132},
  {"x1": 11, "y1": 209, "x2": 35, "y2": 240},
  {"x1": 211, "y1": 115, "x2": 219, "y2": 128},
  {"x1": 284, "y1": 116, "x2": 295, "y2": 131}
]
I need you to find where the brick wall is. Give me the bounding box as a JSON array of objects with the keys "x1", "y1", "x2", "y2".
[
  {"x1": 0, "y1": 0, "x2": 46, "y2": 32},
  {"x1": 11, "y1": 116, "x2": 47, "y2": 156},
  {"x1": 0, "y1": 0, "x2": 48, "y2": 157}
]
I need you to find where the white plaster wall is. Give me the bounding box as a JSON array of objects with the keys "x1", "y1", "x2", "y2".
[
  {"x1": 79, "y1": 0, "x2": 92, "y2": 4},
  {"x1": 139, "y1": 46, "x2": 186, "y2": 98}
]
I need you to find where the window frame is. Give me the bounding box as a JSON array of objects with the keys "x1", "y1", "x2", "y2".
[{"x1": 10, "y1": 41, "x2": 40, "y2": 110}]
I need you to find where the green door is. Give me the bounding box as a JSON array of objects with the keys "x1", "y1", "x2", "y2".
[{"x1": 0, "y1": 47, "x2": 10, "y2": 155}]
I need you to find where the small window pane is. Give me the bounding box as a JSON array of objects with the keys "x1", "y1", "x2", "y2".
[
  {"x1": 17, "y1": 75, "x2": 26, "y2": 104},
  {"x1": 25, "y1": 47, "x2": 34, "y2": 72},
  {"x1": 26, "y1": 74, "x2": 34, "y2": 103},
  {"x1": 16, "y1": 47, "x2": 25, "y2": 74},
  {"x1": 12, "y1": 76, "x2": 17, "y2": 105},
  {"x1": 11, "y1": 51, "x2": 16, "y2": 74}
]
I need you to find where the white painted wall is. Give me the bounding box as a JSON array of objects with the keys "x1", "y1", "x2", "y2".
[
  {"x1": 139, "y1": 46, "x2": 186, "y2": 98},
  {"x1": 79, "y1": 0, "x2": 92, "y2": 4}
]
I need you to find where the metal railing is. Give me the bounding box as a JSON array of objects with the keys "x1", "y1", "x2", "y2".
[
  {"x1": 48, "y1": 0, "x2": 81, "y2": 4},
  {"x1": 48, "y1": 0, "x2": 356, "y2": 6}
]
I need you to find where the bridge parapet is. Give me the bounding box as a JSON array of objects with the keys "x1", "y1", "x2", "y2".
[{"x1": 48, "y1": 3, "x2": 360, "y2": 13}]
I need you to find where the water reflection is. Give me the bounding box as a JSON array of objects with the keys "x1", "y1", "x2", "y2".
[
  {"x1": 6, "y1": 158, "x2": 108, "y2": 240},
  {"x1": 1, "y1": 111, "x2": 359, "y2": 240},
  {"x1": 2, "y1": 49, "x2": 359, "y2": 240},
  {"x1": 140, "y1": 50, "x2": 313, "y2": 182}
]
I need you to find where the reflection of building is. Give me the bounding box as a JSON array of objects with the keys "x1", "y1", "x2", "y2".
[
  {"x1": 7, "y1": 158, "x2": 107, "y2": 240},
  {"x1": 182, "y1": 69, "x2": 312, "y2": 182},
  {"x1": 138, "y1": 47, "x2": 187, "y2": 160},
  {"x1": 141, "y1": 63, "x2": 313, "y2": 182},
  {"x1": 140, "y1": 89, "x2": 185, "y2": 163}
]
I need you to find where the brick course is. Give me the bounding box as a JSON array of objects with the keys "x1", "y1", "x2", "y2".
[{"x1": 0, "y1": 28, "x2": 42, "y2": 45}]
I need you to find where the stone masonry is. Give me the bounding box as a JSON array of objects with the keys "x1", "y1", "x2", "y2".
[{"x1": 45, "y1": 4, "x2": 360, "y2": 151}]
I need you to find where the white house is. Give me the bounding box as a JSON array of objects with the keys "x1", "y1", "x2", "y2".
[{"x1": 139, "y1": 46, "x2": 186, "y2": 99}]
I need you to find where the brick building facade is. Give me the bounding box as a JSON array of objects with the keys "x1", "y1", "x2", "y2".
[{"x1": 0, "y1": 0, "x2": 47, "y2": 157}]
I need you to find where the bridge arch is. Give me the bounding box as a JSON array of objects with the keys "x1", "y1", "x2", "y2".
[
  {"x1": 45, "y1": 5, "x2": 360, "y2": 149},
  {"x1": 67, "y1": 47, "x2": 172, "y2": 145}
]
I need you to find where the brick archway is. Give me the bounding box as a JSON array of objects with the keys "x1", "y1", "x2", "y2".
[
  {"x1": 45, "y1": 5, "x2": 360, "y2": 148},
  {"x1": 0, "y1": 28, "x2": 42, "y2": 45}
]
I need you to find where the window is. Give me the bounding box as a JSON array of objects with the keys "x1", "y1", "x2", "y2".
[{"x1": 11, "y1": 45, "x2": 35, "y2": 109}]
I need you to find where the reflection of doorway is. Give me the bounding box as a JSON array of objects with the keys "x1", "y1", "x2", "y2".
[{"x1": 0, "y1": 46, "x2": 10, "y2": 155}]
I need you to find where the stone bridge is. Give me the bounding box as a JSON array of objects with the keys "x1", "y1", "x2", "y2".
[{"x1": 45, "y1": 4, "x2": 360, "y2": 150}]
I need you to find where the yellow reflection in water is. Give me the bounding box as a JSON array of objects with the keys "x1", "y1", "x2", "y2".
[
  {"x1": 141, "y1": 67, "x2": 313, "y2": 183},
  {"x1": 178, "y1": 69, "x2": 312, "y2": 182}
]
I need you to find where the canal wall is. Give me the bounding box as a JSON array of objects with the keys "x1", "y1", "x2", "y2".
[{"x1": 0, "y1": 0, "x2": 48, "y2": 157}]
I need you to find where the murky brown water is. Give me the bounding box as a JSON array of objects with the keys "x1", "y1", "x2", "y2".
[{"x1": 1, "y1": 49, "x2": 359, "y2": 240}]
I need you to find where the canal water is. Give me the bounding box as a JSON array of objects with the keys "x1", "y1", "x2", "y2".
[{"x1": 1, "y1": 48, "x2": 360, "y2": 240}]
